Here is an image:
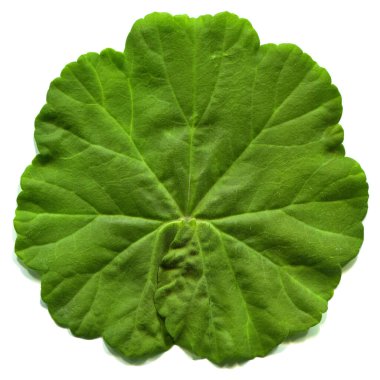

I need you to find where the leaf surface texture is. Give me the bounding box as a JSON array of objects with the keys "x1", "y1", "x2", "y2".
[{"x1": 15, "y1": 12, "x2": 368, "y2": 364}]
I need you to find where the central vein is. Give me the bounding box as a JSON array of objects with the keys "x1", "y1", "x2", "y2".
[{"x1": 185, "y1": 23, "x2": 197, "y2": 215}]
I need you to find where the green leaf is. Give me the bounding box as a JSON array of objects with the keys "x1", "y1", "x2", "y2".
[{"x1": 15, "y1": 12, "x2": 368, "y2": 364}]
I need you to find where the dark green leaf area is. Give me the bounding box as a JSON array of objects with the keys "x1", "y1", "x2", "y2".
[{"x1": 15, "y1": 12, "x2": 368, "y2": 364}]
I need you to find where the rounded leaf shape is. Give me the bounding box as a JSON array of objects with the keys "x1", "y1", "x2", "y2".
[{"x1": 15, "y1": 12, "x2": 368, "y2": 365}]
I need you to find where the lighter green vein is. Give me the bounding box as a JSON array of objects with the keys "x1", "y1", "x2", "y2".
[
  {"x1": 290, "y1": 158, "x2": 336, "y2": 204},
  {"x1": 76, "y1": 274, "x2": 101, "y2": 333},
  {"x1": 195, "y1": 225, "x2": 218, "y2": 358},
  {"x1": 45, "y1": 225, "x2": 165, "y2": 310},
  {"x1": 260, "y1": 96, "x2": 339, "y2": 134},
  {"x1": 304, "y1": 172, "x2": 365, "y2": 203},
  {"x1": 90, "y1": 72, "x2": 182, "y2": 217},
  {"x1": 88, "y1": 54, "x2": 183, "y2": 216},
  {"x1": 25, "y1": 177, "x2": 99, "y2": 214},
  {"x1": 41, "y1": 121, "x2": 140, "y2": 173},
  {"x1": 262, "y1": 58, "x2": 316, "y2": 130},
  {"x1": 20, "y1": 217, "x2": 96, "y2": 250},
  {"x1": 207, "y1": 195, "x2": 367, "y2": 222},
  {"x1": 66, "y1": 65, "x2": 101, "y2": 105},
  {"x1": 155, "y1": 27, "x2": 190, "y2": 127},
  {"x1": 129, "y1": 227, "x2": 164, "y2": 342},
  {"x1": 195, "y1": 18, "x2": 227, "y2": 127},
  {"x1": 280, "y1": 210, "x2": 362, "y2": 241},
  {"x1": 192, "y1": 73, "x2": 337, "y2": 216},
  {"x1": 211, "y1": 225, "x2": 327, "y2": 304},
  {"x1": 127, "y1": 78, "x2": 135, "y2": 137},
  {"x1": 208, "y1": 223, "x2": 258, "y2": 354},
  {"x1": 277, "y1": 273, "x2": 321, "y2": 323},
  {"x1": 185, "y1": 23, "x2": 198, "y2": 215},
  {"x1": 87, "y1": 59, "x2": 106, "y2": 106}
]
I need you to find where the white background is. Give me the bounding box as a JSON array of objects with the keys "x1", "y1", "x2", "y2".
[{"x1": 0, "y1": 0, "x2": 379, "y2": 378}]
